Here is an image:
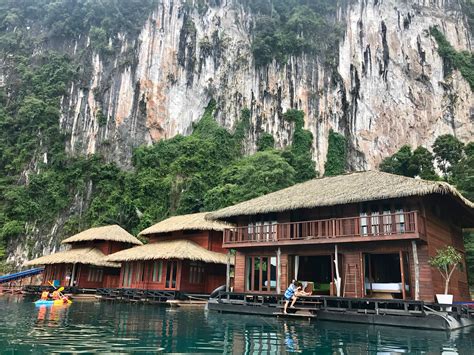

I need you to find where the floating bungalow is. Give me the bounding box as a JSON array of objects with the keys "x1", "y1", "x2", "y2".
[
  {"x1": 106, "y1": 213, "x2": 232, "y2": 295},
  {"x1": 207, "y1": 171, "x2": 473, "y2": 302},
  {"x1": 25, "y1": 225, "x2": 142, "y2": 289}
]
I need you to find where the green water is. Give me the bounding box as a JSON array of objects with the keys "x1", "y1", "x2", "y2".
[{"x1": 0, "y1": 296, "x2": 473, "y2": 353}]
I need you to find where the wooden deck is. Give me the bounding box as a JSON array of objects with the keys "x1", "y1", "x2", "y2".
[
  {"x1": 223, "y1": 211, "x2": 425, "y2": 247},
  {"x1": 209, "y1": 292, "x2": 474, "y2": 330}
]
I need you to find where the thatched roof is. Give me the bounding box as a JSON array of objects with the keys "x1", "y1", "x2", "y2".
[
  {"x1": 24, "y1": 247, "x2": 120, "y2": 268},
  {"x1": 207, "y1": 171, "x2": 474, "y2": 220},
  {"x1": 61, "y1": 225, "x2": 142, "y2": 245},
  {"x1": 139, "y1": 212, "x2": 230, "y2": 236},
  {"x1": 105, "y1": 239, "x2": 231, "y2": 265}
]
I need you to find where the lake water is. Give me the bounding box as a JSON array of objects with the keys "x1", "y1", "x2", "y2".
[{"x1": 0, "y1": 296, "x2": 473, "y2": 353}]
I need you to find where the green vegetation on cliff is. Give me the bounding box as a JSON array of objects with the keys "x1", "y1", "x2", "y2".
[
  {"x1": 324, "y1": 129, "x2": 347, "y2": 176},
  {"x1": 430, "y1": 26, "x2": 474, "y2": 90},
  {"x1": 239, "y1": 0, "x2": 344, "y2": 66}
]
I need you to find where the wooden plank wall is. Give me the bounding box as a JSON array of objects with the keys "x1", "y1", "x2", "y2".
[{"x1": 424, "y1": 207, "x2": 470, "y2": 301}]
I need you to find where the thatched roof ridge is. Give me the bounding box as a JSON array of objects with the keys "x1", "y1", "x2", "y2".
[
  {"x1": 24, "y1": 247, "x2": 120, "y2": 268},
  {"x1": 105, "y1": 239, "x2": 231, "y2": 265},
  {"x1": 139, "y1": 212, "x2": 231, "y2": 236},
  {"x1": 61, "y1": 225, "x2": 142, "y2": 245},
  {"x1": 207, "y1": 171, "x2": 474, "y2": 220}
]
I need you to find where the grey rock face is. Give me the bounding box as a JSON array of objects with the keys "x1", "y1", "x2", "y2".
[
  {"x1": 7, "y1": 0, "x2": 473, "y2": 266},
  {"x1": 60, "y1": 0, "x2": 472, "y2": 173}
]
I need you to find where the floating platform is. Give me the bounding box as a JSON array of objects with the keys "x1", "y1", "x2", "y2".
[{"x1": 208, "y1": 292, "x2": 474, "y2": 331}]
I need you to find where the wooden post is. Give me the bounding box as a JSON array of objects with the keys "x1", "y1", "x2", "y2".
[
  {"x1": 225, "y1": 252, "x2": 231, "y2": 292},
  {"x1": 411, "y1": 241, "x2": 420, "y2": 300},
  {"x1": 334, "y1": 245, "x2": 341, "y2": 297},
  {"x1": 70, "y1": 263, "x2": 77, "y2": 287},
  {"x1": 399, "y1": 250, "x2": 406, "y2": 300},
  {"x1": 277, "y1": 248, "x2": 281, "y2": 294},
  {"x1": 359, "y1": 252, "x2": 364, "y2": 297}
]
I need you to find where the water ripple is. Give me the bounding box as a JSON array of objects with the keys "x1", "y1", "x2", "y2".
[{"x1": 0, "y1": 296, "x2": 473, "y2": 353}]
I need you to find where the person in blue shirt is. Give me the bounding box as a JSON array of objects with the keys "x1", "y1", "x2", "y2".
[{"x1": 283, "y1": 280, "x2": 301, "y2": 314}]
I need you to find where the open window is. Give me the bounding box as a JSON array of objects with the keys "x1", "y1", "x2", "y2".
[{"x1": 364, "y1": 253, "x2": 410, "y2": 299}]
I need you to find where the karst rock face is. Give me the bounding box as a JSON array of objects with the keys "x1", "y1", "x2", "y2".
[
  {"x1": 3, "y1": 0, "x2": 473, "y2": 266},
  {"x1": 60, "y1": 0, "x2": 472, "y2": 174}
]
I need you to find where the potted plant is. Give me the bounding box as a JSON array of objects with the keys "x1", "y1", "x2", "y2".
[{"x1": 429, "y1": 246, "x2": 462, "y2": 305}]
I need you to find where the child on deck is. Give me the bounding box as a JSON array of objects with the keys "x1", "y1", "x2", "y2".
[{"x1": 283, "y1": 280, "x2": 301, "y2": 314}]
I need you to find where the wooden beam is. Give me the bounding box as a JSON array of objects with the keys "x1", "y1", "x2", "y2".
[
  {"x1": 225, "y1": 252, "x2": 231, "y2": 292},
  {"x1": 411, "y1": 240, "x2": 420, "y2": 300},
  {"x1": 276, "y1": 248, "x2": 281, "y2": 294},
  {"x1": 399, "y1": 250, "x2": 406, "y2": 300}
]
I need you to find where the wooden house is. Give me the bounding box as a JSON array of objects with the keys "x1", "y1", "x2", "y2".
[
  {"x1": 25, "y1": 225, "x2": 142, "y2": 288},
  {"x1": 207, "y1": 171, "x2": 474, "y2": 302},
  {"x1": 106, "y1": 213, "x2": 231, "y2": 294}
]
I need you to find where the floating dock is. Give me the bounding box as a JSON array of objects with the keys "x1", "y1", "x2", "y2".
[{"x1": 208, "y1": 292, "x2": 474, "y2": 331}]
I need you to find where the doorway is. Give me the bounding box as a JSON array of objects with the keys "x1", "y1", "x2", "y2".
[{"x1": 289, "y1": 255, "x2": 333, "y2": 295}]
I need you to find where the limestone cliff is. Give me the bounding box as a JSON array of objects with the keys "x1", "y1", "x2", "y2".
[
  {"x1": 60, "y1": 0, "x2": 473, "y2": 173},
  {"x1": 2, "y1": 0, "x2": 473, "y2": 267}
]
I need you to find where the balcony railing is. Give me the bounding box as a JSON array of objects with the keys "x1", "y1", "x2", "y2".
[{"x1": 223, "y1": 211, "x2": 423, "y2": 246}]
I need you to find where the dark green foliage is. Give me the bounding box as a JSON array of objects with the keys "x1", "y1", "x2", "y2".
[
  {"x1": 0, "y1": 0, "x2": 157, "y2": 41},
  {"x1": 257, "y1": 133, "x2": 275, "y2": 151},
  {"x1": 282, "y1": 110, "x2": 317, "y2": 182},
  {"x1": 432, "y1": 134, "x2": 465, "y2": 178},
  {"x1": 430, "y1": 27, "x2": 474, "y2": 90},
  {"x1": 452, "y1": 142, "x2": 474, "y2": 201},
  {"x1": 241, "y1": 0, "x2": 344, "y2": 66},
  {"x1": 96, "y1": 110, "x2": 107, "y2": 127},
  {"x1": 409, "y1": 147, "x2": 438, "y2": 180},
  {"x1": 464, "y1": 232, "x2": 474, "y2": 285},
  {"x1": 324, "y1": 129, "x2": 347, "y2": 176},
  {"x1": 204, "y1": 151, "x2": 296, "y2": 210},
  {"x1": 379, "y1": 145, "x2": 416, "y2": 177}
]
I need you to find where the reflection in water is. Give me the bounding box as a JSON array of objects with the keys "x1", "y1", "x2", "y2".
[{"x1": 0, "y1": 296, "x2": 473, "y2": 353}]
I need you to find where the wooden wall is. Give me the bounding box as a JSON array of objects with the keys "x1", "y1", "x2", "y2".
[
  {"x1": 42, "y1": 264, "x2": 120, "y2": 289},
  {"x1": 119, "y1": 259, "x2": 226, "y2": 294},
  {"x1": 230, "y1": 196, "x2": 471, "y2": 302},
  {"x1": 422, "y1": 197, "x2": 470, "y2": 301},
  {"x1": 147, "y1": 230, "x2": 225, "y2": 254},
  {"x1": 231, "y1": 238, "x2": 470, "y2": 301},
  {"x1": 70, "y1": 241, "x2": 134, "y2": 255}
]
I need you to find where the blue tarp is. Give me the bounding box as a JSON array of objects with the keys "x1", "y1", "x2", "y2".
[{"x1": 0, "y1": 267, "x2": 44, "y2": 284}]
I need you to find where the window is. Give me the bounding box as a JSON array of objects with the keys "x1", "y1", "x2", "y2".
[
  {"x1": 135, "y1": 262, "x2": 145, "y2": 282},
  {"x1": 395, "y1": 206, "x2": 405, "y2": 233},
  {"x1": 360, "y1": 211, "x2": 368, "y2": 236},
  {"x1": 152, "y1": 261, "x2": 163, "y2": 282},
  {"x1": 122, "y1": 263, "x2": 133, "y2": 287},
  {"x1": 246, "y1": 256, "x2": 277, "y2": 292},
  {"x1": 189, "y1": 262, "x2": 204, "y2": 284},
  {"x1": 247, "y1": 220, "x2": 277, "y2": 241},
  {"x1": 382, "y1": 205, "x2": 392, "y2": 234},
  {"x1": 370, "y1": 205, "x2": 380, "y2": 235},
  {"x1": 165, "y1": 261, "x2": 178, "y2": 289},
  {"x1": 87, "y1": 267, "x2": 103, "y2": 283},
  {"x1": 360, "y1": 203, "x2": 407, "y2": 236}
]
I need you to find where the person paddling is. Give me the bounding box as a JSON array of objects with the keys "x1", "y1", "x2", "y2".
[
  {"x1": 40, "y1": 290, "x2": 50, "y2": 301},
  {"x1": 51, "y1": 290, "x2": 60, "y2": 300}
]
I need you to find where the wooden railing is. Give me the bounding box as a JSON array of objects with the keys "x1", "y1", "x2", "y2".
[{"x1": 223, "y1": 211, "x2": 423, "y2": 245}]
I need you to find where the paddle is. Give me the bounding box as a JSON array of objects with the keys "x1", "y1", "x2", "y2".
[{"x1": 48, "y1": 282, "x2": 72, "y2": 304}]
